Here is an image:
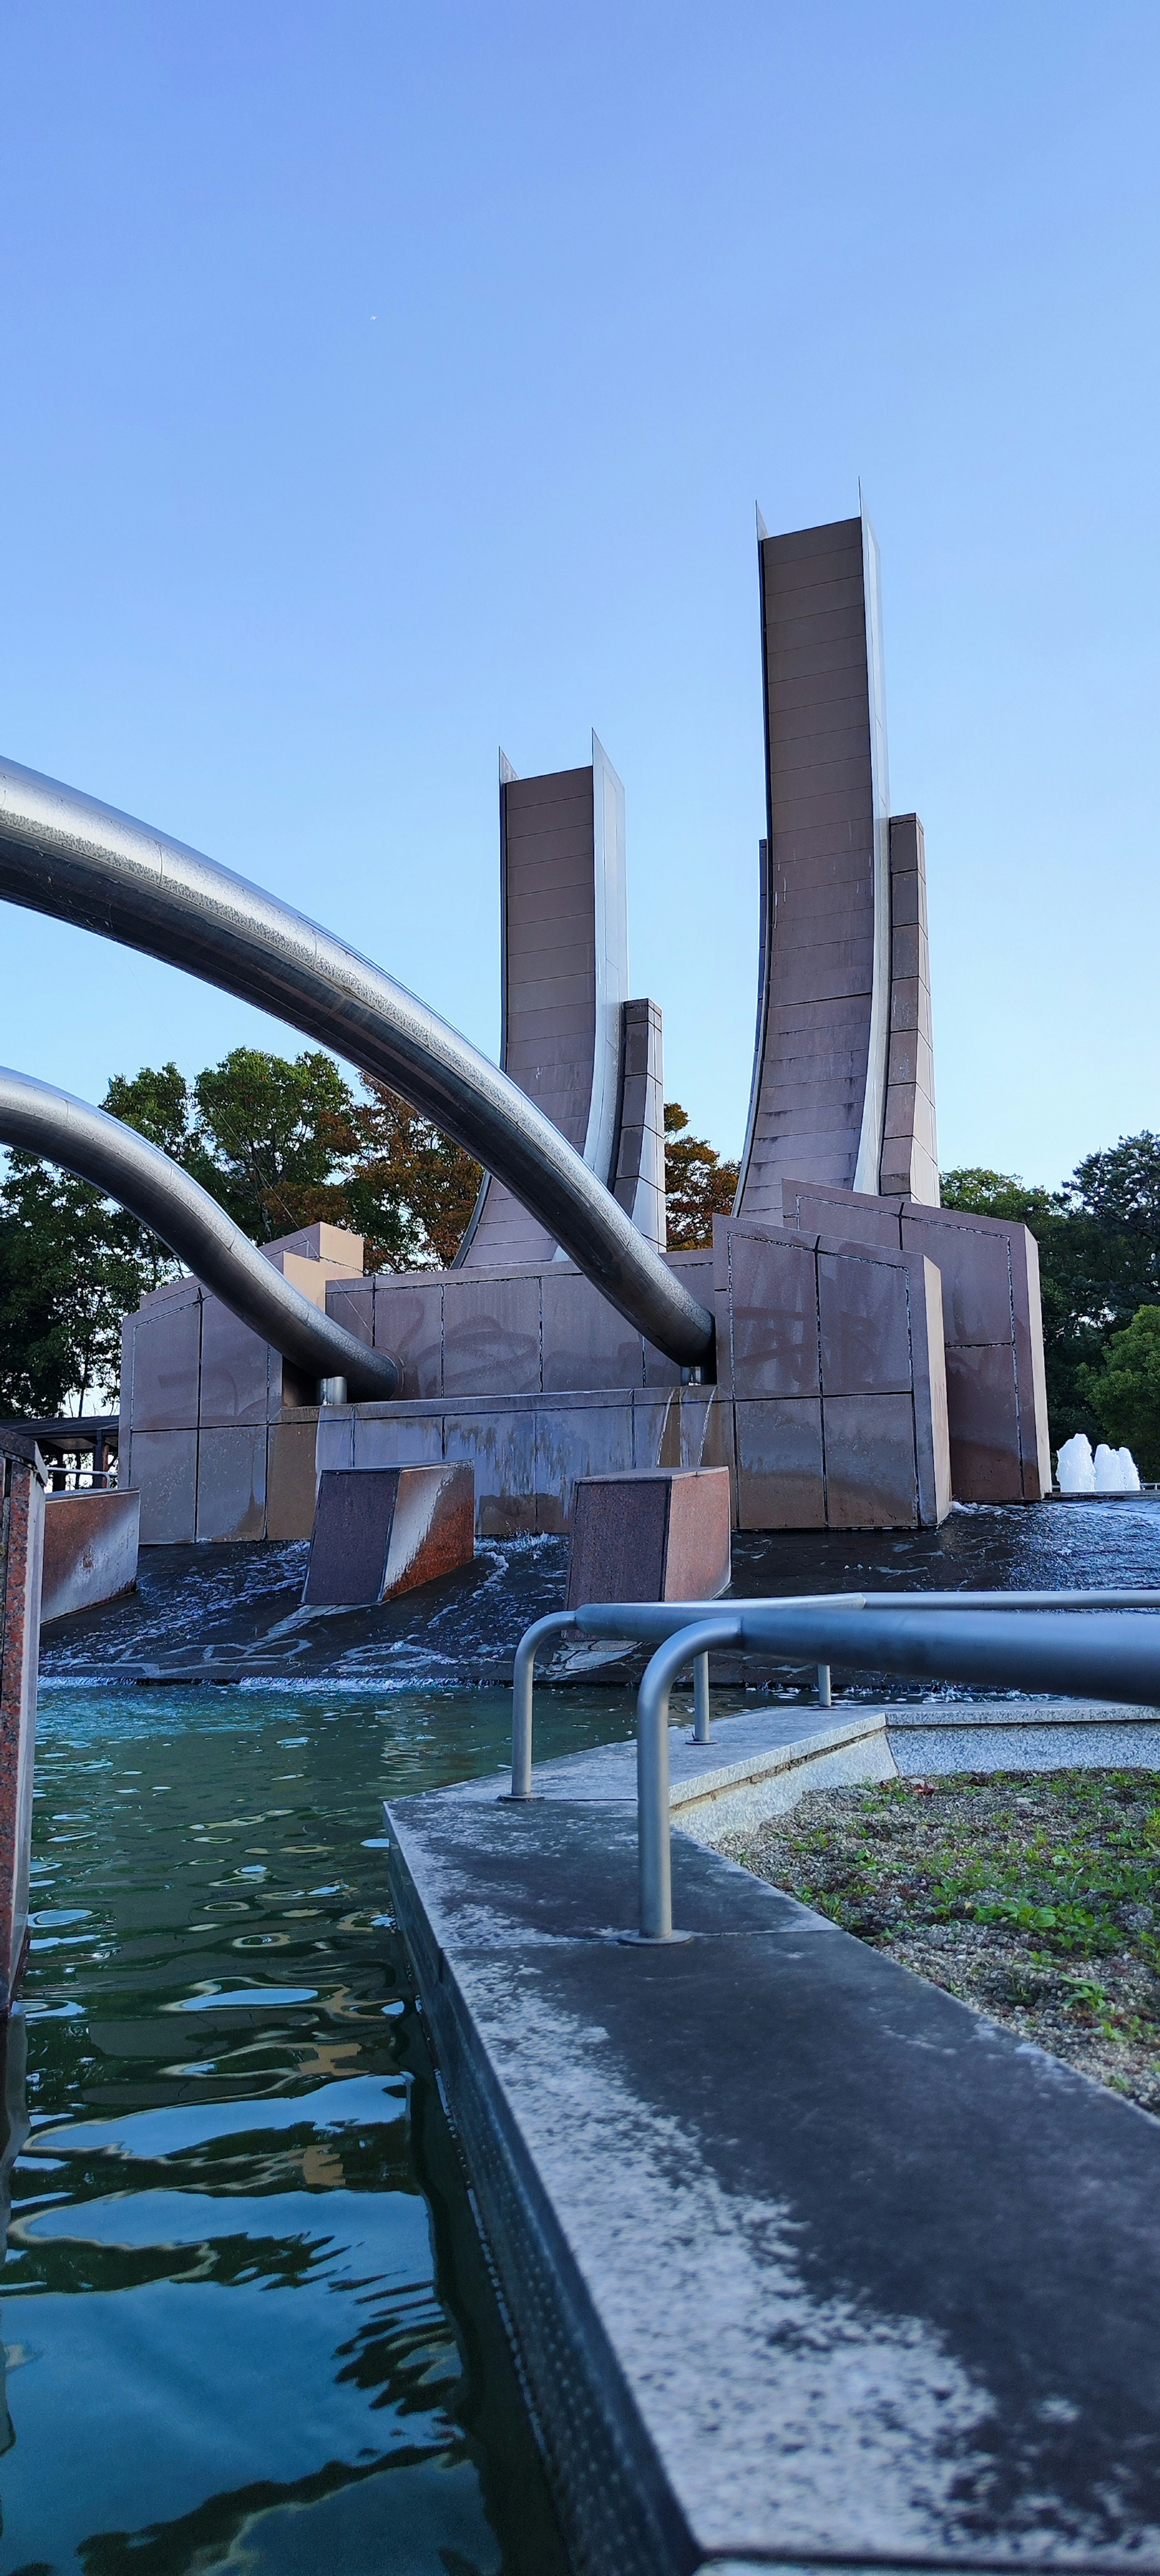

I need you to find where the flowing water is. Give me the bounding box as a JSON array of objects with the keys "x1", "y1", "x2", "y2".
[{"x1": 0, "y1": 1683, "x2": 635, "y2": 2576}]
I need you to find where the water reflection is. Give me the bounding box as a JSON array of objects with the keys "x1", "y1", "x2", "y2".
[{"x1": 1, "y1": 1687, "x2": 600, "y2": 2574}]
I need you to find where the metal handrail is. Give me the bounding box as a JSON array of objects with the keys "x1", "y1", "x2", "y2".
[{"x1": 508, "y1": 1590, "x2": 1160, "y2": 1940}]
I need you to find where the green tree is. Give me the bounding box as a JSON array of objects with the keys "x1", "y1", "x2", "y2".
[
  {"x1": 0, "y1": 1155, "x2": 155, "y2": 1418},
  {"x1": 664, "y1": 1103, "x2": 739, "y2": 1249},
  {"x1": 103, "y1": 1061, "x2": 194, "y2": 1160},
  {"x1": 188, "y1": 1047, "x2": 360, "y2": 1241},
  {"x1": 1078, "y1": 1307, "x2": 1160, "y2": 1480},
  {"x1": 941, "y1": 1139, "x2": 1160, "y2": 1455}
]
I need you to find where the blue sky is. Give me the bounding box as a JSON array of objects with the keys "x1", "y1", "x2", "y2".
[{"x1": 2, "y1": 2, "x2": 1157, "y2": 1189}]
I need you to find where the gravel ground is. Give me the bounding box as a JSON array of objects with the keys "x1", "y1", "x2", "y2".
[{"x1": 719, "y1": 1769, "x2": 1160, "y2": 2116}]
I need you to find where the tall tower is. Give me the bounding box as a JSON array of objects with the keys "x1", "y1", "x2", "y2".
[{"x1": 735, "y1": 509, "x2": 939, "y2": 1217}]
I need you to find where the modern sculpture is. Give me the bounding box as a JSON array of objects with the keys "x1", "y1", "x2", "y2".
[{"x1": 0, "y1": 508, "x2": 1054, "y2": 1541}]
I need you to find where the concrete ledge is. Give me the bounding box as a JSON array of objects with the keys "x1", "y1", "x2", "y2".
[
  {"x1": 886, "y1": 1698, "x2": 1160, "y2": 1774},
  {"x1": 386, "y1": 1784, "x2": 1160, "y2": 2576}
]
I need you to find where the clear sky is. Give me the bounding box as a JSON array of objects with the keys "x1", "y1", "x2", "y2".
[{"x1": 2, "y1": 2, "x2": 1157, "y2": 1191}]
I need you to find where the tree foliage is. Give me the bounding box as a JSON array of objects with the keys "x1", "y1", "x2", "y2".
[
  {"x1": 1077, "y1": 1307, "x2": 1160, "y2": 1480},
  {"x1": 663, "y1": 1103, "x2": 739, "y2": 1249},
  {"x1": 941, "y1": 1132, "x2": 1160, "y2": 1458}
]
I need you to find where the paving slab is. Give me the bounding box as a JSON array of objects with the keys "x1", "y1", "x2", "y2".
[{"x1": 387, "y1": 1780, "x2": 1160, "y2": 2576}]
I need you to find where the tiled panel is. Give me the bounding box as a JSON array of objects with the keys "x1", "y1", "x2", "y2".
[
  {"x1": 900, "y1": 1213, "x2": 1014, "y2": 1349},
  {"x1": 822, "y1": 1393, "x2": 919, "y2": 1529},
  {"x1": 782, "y1": 1184, "x2": 902, "y2": 1250},
  {"x1": 127, "y1": 1293, "x2": 202, "y2": 1434},
  {"x1": 368, "y1": 1276, "x2": 444, "y2": 1397},
  {"x1": 198, "y1": 1297, "x2": 271, "y2": 1428},
  {"x1": 536, "y1": 1400, "x2": 636, "y2": 1530},
  {"x1": 943, "y1": 1345, "x2": 1024, "y2": 1502},
  {"x1": 717, "y1": 1222, "x2": 821, "y2": 1400},
  {"x1": 195, "y1": 1427, "x2": 267, "y2": 1541},
  {"x1": 315, "y1": 1410, "x2": 356, "y2": 1475},
  {"x1": 132, "y1": 1429, "x2": 198, "y2": 1543},
  {"x1": 443, "y1": 1405, "x2": 539, "y2": 1536},
  {"x1": 265, "y1": 1418, "x2": 320, "y2": 1541},
  {"x1": 733, "y1": 1396, "x2": 826, "y2": 1530},
  {"x1": 540, "y1": 1267, "x2": 644, "y2": 1393},
  {"x1": 818, "y1": 1250, "x2": 913, "y2": 1398},
  {"x1": 630, "y1": 1394, "x2": 681, "y2": 1473},
  {"x1": 351, "y1": 1409, "x2": 445, "y2": 1470},
  {"x1": 324, "y1": 1280, "x2": 374, "y2": 1349},
  {"x1": 441, "y1": 1274, "x2": 541, "y2": 1396}
]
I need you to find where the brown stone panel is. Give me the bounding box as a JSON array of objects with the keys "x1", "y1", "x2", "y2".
[
  {"x1": 127, "y1": 1287, "x2": 202, "y2": 1433},
  {"x1": 817, "y1": 1249, "x2": 913, "y2": 1396},
  {"x1": 40, "y1": 1491, "x2": 140, "y2": 1625},
  {"x1": 132, "y1": 1428, "x2": 198, "y2": 1543},
  {"x1": 443, "y1": 1403, "x2": 539, "y2": 1537},
  {"x1": 663, "y1": 1470, "x2": 732, "y2": 1598},
  {"x1": 540, "y1": 1267, "x2": 644, "y2": 1393},
  {"x1": 350, "y1": 1406, "x2": 445, "y2": 1470},
  {"x1": 943, "y1": 1343, "x2": 1024, "y2": 1502},
  {"x1": 366, "y1": 1276, "x2": 444, "y2": 1398},
  {"x1": 440, "y1": 1274, "x2": 541, "y2": 1396},
  {"x1": 822, "y1": 1393, "x2": 921, "y2": 1529},
  {"x1": 733, "y1": 1397, "x2": 827, "y2": 1530},
  {"x1": 325, "y1": 1280, "x2": 375, "y2": 1349},
  {"x1": 195, "y1": 1428, "x2": 267, "y2": 1541},
  {"x1": 715, "y1": 1221, "x2": 821, "y2": 1400},
  {"x1": 198, "y1": 1298, "x2": 271, "y2": 1429},
  {"x1": 265, "y1": 1418, "x2": 320, "y2": 1541}
]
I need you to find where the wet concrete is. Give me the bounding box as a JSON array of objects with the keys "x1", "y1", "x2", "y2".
[{"x1": 388, "y1": 1777, "x2": 1160, "y2": 2576}]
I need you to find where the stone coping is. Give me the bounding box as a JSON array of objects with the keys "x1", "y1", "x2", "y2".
[{"x1": 385, "y1": 1775, "x2": 1160, "y2": 2576}]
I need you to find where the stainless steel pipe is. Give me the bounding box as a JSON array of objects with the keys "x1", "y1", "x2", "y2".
[
  {"x1": 0, "y1": 758, "x2": 714, "y2": 1366},
  {"x1": 0, "y1": 1066, "x2": 401, "y2": 1403},
  {"x1": 633, "y1": 1619, "x2": 741, "y2": 1940}
]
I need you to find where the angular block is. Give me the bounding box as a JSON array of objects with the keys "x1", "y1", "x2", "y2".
[
  {"x1": 304, "y1": 1465, "x2": 475, "y2": 1607},
  {"x1": 733, "y1": 1397, "x2": 827, "y2": 1530},
  {"x1": 565, "y1": 1468, "x2": 731, "y2": 1608},
  {"x1": 40, "y1": 1490, "x2": 140, "y2": 1625}
]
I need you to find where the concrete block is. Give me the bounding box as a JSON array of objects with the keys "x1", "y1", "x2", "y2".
[
  {"x1": 565, "y1": 1467, "x2": 731, "y2": 1608},
  {"x1": 303, "y1": 1463, "x2": 474, "y2": 1607},
  {"x1": 40, "y1": 1490, "x2": 140, "y2": 1625}
]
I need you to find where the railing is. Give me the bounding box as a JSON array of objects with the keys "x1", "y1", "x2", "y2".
[{"x1": 509, "y1": 1590, "x2": 1160, "y2": 1942}]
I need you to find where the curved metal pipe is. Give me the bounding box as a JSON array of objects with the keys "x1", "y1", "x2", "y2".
[
  {"x1": 0, "y1": 1067, "x2": 401, "y2": 1403},
  {"x1": 0, "y1": 758, "x2": 714, "y2": 1365}
]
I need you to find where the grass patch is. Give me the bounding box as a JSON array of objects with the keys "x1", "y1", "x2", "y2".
[{"x1": 720, "y1": 1768, "x2": 1160, "y2": 2115}]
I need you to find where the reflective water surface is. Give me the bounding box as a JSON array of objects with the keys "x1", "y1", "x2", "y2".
[{"x1": 1, "y1": 1685, "x2": 631, "y2": 2576}]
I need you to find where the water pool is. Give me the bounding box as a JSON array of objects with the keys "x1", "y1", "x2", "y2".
[{"x1": 0, "y1": 1684, "x2": 634, "y2": 2575}]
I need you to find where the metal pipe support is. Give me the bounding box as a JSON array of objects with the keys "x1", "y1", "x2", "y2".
[{"x1": 634, "y1": 1620, "x2": 741, "y2": 1939}]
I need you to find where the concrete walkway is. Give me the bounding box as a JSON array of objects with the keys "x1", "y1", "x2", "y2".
[{"x1": 387, "y1": 1705, "x2": 1160, "y2": 2576}]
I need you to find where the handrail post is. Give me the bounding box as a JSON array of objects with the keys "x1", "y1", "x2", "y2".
[
  {"x1": 817, "y1": 1663, "x2": 831, "y2": 1708},
  {"x1": 692, "y1": 1651, "x2": 711, "y2": 1742},
  {"x1": 635, "y1": 1619, "x2": 742, "y2": 1939},
  {"x1": 510, "y1": 1613, "x2": 580, "y2": 1799}
]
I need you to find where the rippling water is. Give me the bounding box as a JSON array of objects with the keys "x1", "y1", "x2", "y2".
[{"x1": 0, "y1": 1684, "x2": 633, "y2": 2575}]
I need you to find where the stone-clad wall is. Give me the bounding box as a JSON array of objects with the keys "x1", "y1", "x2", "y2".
[
  {"x1": 713, "y1": 1214, "x2": 951, "y2": 1530},
  {"x1": 779, "y1": 1183, "x2": 1051, "y2": 1502}
]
